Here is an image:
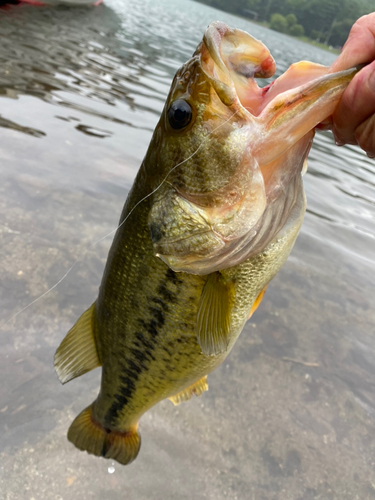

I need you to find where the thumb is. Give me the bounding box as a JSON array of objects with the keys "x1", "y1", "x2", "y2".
[{"x1": 330, "y1": 14, "x2": 375, "y2": 72}]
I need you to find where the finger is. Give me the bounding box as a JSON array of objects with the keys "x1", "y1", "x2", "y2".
[
  {"x1": 332, "y1": 61, "x2": 375, "y2": 145},
  {"x1": 355, "y1": 113, "x2": 375, "y2": 158},
  {"x1": 330, "y1": 14, "x2": 375, "y2": 72}
]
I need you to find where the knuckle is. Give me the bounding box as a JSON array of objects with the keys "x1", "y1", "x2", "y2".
[
  {"x1": 355, "y1": 116, "x2": 375, "y2": 156},
  {"x1": 332, "y1": 125, "x2": 357, "y2": 147}
]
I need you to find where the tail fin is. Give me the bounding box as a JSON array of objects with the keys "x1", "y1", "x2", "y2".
[{"x1": 67, "y1": 405, "x2": 141, "y2": 466}]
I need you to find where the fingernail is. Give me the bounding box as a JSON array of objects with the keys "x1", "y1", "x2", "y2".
[
  {"x1": 367, "y1": 153, "x2": 375, "y2": 159},
  {"x1": 332, "y1": 127, "x2": 345, "y2": 146}
]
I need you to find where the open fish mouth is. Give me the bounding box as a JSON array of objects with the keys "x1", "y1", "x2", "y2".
[
  {"x1": 198, "y1": 21, "x2": 276, "y2": 112},
  {"x1": 148, "y1": 22, "x2": 360, "y2": 275}
]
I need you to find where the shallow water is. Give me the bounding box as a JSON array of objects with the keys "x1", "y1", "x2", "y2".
[{"x1": 1, "y1": 1, "x2": 375, "y2": 499}]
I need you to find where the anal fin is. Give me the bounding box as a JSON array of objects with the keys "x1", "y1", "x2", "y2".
[
  {"x1": 196, "y1": 272, "x2": 235, "y2": 356},
  {"x1": 248, "y1": 286, "x2": 268, "y2": 320},
  {"x1": 169, "y1": 376, "x2": 208, "y2": 406},
  {"x1": 54, "y1": 303, "x2": 101, "y2": 384}
]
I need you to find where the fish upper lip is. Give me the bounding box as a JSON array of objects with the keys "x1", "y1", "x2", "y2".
[{"x1": 199, "y1": 21, "x2": 276, "y2": 114}]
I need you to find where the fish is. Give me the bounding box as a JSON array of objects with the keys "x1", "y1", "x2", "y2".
[{"x1": 54, "y1": 21, "x2": 360, "y2": 465}]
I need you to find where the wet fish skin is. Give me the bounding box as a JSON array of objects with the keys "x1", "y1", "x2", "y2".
[
  {"x1": 57, "y1": 181, "x2": 302, "y2": 465},
  {"x1": 54, "y1": 22, "x2": 360, "y2": 465},
  {"x1": 146, "y1": 27, "x2": 358, "y2": 274}
]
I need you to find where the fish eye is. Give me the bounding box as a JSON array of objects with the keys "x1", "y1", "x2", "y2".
[{"x1": 167, "y1": 99, "x2": 192, "y2": 130}]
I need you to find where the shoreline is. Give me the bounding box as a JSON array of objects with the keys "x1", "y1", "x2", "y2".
[
  {"x1": 238, "y1": 16, "x2": 340, "y2": 54},
  {"x1": 192, "y1": 1, "x2": 340, "y2": 55}
]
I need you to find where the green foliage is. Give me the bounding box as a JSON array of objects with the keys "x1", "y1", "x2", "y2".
[
  {"x1": 289, "y1": 23, "x2": 305, "y2": 36},
  {"x1": 195, "y1": 0, "x2": 255, "y2": 16},
  {"x1": 311, "y1": 29, "x2": 325, "y2": 41},
  {"x1": 194, "y1": 0, "x2": 374, "y2": 47},
  {"x1": 270, "y1": 13, "x2": 288, "y2": 33},
  {"x1": 270, "y1": 12, "x2": 305, "y2": 37},
  {"x1": 285, "y1": 13, "x2": 297, "y2": 27},
  {"x1": 329, "y1": 19, "x2": 354, "y2": 47}
]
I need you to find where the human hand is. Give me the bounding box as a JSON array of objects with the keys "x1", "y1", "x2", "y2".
[{"x1": 330, "y1": 14, "x2": 375, "y2": 158}]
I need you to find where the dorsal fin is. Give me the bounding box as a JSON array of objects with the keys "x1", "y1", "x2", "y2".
[
  {"x1": 54, "y1": 303, "x2": 101, "y2": 384},
  {"x1": 196, "y1": 272, "x2": 235, "y2": 356}
]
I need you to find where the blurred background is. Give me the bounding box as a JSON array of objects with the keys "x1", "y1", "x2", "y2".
[{"x1": 195, "y1": 0, "x2": 374, "y2": 49}]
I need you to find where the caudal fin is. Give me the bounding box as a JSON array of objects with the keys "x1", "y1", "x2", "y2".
[{"x1": 67, "y1": 405, "x2": 141, "y2": 465}]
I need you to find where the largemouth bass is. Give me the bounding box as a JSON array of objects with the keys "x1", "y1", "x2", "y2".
[{"x1": 55, "y1": 22, "x2": 360, "y2": 465}]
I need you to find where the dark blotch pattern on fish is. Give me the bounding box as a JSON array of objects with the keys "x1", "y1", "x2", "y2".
[
  {"x1": 149, "y1": 222, "x2": 164, "y2": 243},
  {"x1": 151, "y1": 297, "x2": 169, "y2": 312},
  {"x1": 105, "y1": 269, "x2": 179, "y2": 425},
  {"x1": 166, "y1": 268, "x2": 183, "y2": 285},
  {"x1": 101, "y1": 439, "x2": 111, "y2": 458},
  {"x1": 157, "y1": 283, "x2": 177, "y2": 304}
]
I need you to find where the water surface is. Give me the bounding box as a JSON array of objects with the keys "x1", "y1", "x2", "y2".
[{"x1": 1, "y1": 1, "x2": 375, "y2": 499}]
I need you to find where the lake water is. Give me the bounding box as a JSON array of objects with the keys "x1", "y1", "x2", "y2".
[{"x1": 1, "y1": 1, "x2": 375, "y2": 499}]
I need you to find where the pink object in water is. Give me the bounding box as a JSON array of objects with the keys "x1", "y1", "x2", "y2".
[
  {"x1": 18, "y1": 0, "x2": 45, "y2": 5},
  {"x1": 16, "y1": 0, "x2": 103, "y2": 5}
]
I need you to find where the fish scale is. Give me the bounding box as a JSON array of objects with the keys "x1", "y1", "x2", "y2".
[
  {"x1": 57, "y1": 178, "x2": 304, "y2": 463},
  {"x1": 54, "y1": 21, "x2": 360, "y2": 465},
  {"x1": 92, "y1": 192, "x2": 206, "y2": 428}
]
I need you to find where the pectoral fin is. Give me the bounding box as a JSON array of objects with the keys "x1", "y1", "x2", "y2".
[
  {"x1": 54, "y1": 303, "x2": 101, "y2": 384},
  {"x1": 196, "y1": 272, "x2": 235, "y2": 356}
]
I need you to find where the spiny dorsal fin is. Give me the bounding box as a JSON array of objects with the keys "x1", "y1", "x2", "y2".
[
  {"x1": 54, "y1": 303, "x2": 101, "y2": 384},
  {"x1": 196, "y1": 272, "x2": 235, "y2": 356},
  {"x1": 169, "y1": 376, "x2": 209, "y2": 406}
]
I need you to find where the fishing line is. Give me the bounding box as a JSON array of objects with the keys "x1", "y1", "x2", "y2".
[{"x1": 3, "y1": 107, "x2": 242, "y2": 326}]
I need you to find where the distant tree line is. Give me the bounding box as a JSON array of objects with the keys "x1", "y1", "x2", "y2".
[{"x1": 194, "y1": 0, "x2": 374, "y2": 47}]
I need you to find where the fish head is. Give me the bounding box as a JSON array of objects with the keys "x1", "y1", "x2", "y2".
[
  {"x1": 146, "y1": 22, "x2": 274, "y2": 272},
  {"x1": 146, "y1": 22, "x2": 359, "y2": 274}
]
